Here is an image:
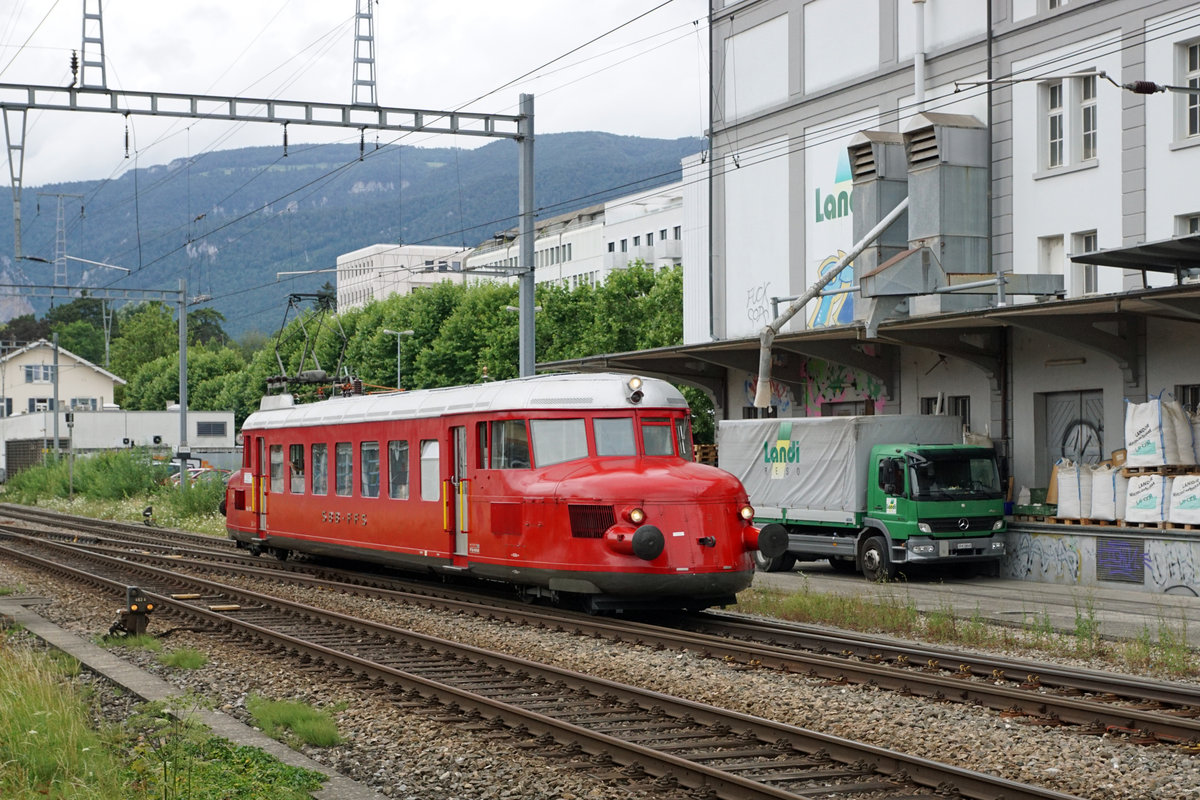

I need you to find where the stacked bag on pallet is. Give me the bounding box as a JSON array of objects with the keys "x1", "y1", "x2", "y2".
[
  {"x1": 1170, "y1": 474, "x2": 1200, "y2": 525},
  {"x1": 1124, "y1": 393, "x2": 1196, "y2": 467},
  {"x1": 1054, "y1": 458, "x2": 1092, "y2": 520},
  {"x1": 1090, "y1": 464, "x2": 1128, "y2": 522},
  {"x1": 1126, "y1": 474, "x2": 1173, "y2": 523}
]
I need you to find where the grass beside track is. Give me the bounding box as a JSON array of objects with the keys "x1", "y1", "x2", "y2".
[
  {"x1": 736, "y1": 577, "x2": 1199, "y2": 680},
  {"x1": 0, "y1": 636, "x2": 326, "y2": 800}
]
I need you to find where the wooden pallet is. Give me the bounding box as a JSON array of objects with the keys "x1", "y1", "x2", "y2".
[
  {"x1": 1164, "y1": 521, "x2": 1200, "y2": 531},
  {"x1": 1121, "y1": 465, "x2": 1200, "y2": 477},
  {"x1": 693, "y1": 444, "x2": 718, "y2": 465},
  {"x1": 1124, "y1": 521, "x2": 1165, "y2": 529}
]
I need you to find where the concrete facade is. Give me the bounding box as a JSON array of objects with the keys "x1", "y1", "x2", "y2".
[
  {"x1": 336, "y1": 244, "x2": 470, "y2": 312},
  {"x1": 699, "y1": 0, "x2": 1200, "y2": 492}
]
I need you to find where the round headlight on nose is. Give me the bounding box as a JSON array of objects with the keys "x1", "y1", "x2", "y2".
[
  {"x1": 739, "y1": 504, "x2": 755, "y2": 521},
  {"x1": 625, "y1": 507, "x2": 646, "y2": 524}
]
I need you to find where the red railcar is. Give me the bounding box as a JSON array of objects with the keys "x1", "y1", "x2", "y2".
[{"x1": 225, "y1": 373, "x2": 783, "y2": 611}]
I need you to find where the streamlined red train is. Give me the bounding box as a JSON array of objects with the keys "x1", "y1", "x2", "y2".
[{"x1": 224, "y1": 373, "x2": 784, "y2": 612}]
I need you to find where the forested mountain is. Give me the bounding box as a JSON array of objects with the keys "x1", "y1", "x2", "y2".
[{"x1": 0, "y1": 133, "x2": 703, "y2": 337}]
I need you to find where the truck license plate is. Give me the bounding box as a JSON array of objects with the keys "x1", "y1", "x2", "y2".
[{"x1": 955, "y1": 541, "x2": 973, "y2": 550}]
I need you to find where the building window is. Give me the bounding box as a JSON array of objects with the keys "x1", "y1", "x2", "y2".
[
  {"x1": 1045, "y1": 80, "x2": 1064, "y2": 168},
  {"x1": 1177, "y1": 213, "x2": 1200, "y2": 235},
  {"x1": 23, "y1": 365, "x2": 54, "y2": 383},
  {"x1": 71, "y1": 397, "x2": 97, "y2": 411},
  {"x1": 0, "y1": 398, "x2": 11, "y2": 417},
  {"x1": 921, "y1": 395, "x2": 970, "y2": 427},
  {"x1": 28, "y1": 398, "x2": 55, "y2": 412},
  {"x1": 620, "y1": 239, "x2": 628, "y2": 253},
  {"x1": 647, "y1": 232, "x2": 654, "y2": 246},
  {"x1": 673, "y1": 226, "x2": 681, "y2": 240},
  {"x1": 1178, "y1": 384, "x2": 1200, "y2": 414},
  {"x1": 1072, "y1": 230, "x2": 1098, "y2": 295},
  {"x1": 607, "y1": 242, "x2": 615, "y2": 252},
  {"x1": 1080, "y1": 74, "x2": 1097, "y2": 161},
  {"x1": 632, "y1": 235, "x2": 640, "y2": 247},
  {"x1": 1183, "y1": 42, "x2": 1200, "y2": 138},
  {"x1": 196, "y1": 420, "x2": 226, "y2": 437}
]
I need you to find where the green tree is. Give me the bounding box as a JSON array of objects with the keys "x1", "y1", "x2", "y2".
[
  {"x1": 109, "y1": 302, "x2": 177, "y2": 383},
  {"x1": 188, "y1": 307, "x2": 230, "y2": 347},
  {"x1": 121, "y1": 346, "x2": 248, "y2": 412},
  {"x1": 52, "y1": 319, "x2": 106, "y2": 365},
  {"x1": 0, "y1": 314, "x2": 49, "y2": 345}
]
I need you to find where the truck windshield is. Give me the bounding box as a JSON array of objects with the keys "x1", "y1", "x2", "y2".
[{"x1": 907, "y1": 449, "x2": 1002, "y2": 500}]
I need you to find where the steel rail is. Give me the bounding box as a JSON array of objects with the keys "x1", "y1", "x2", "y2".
[{"x1": 0, "y1": 534, "x2": 1082, "y2": 800}]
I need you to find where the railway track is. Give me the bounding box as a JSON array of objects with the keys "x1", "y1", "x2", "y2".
[
  {"x1": 4, "y1": 504, "x2": 1200, "y2": 750},
  {"x1": 0, "y1": 528, "x2": 1082, "y2": 800}
]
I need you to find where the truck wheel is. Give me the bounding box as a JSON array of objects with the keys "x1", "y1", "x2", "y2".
[
  {"x1": 753, "y1": 551, "x2": 797, "y2": 572},
  {"x1": 828, "y1": 556, "x2": 857, "y2": 574},
  {"x1": 860, "y1": 536, "x2": 895, "y2": 582}
]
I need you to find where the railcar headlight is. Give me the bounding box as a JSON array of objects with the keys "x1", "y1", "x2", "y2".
[
  {"x1": 739, "y1": 504, "x2": 755, "y2": 521},
  {"x1": 625, "y1": 507, "x2": 646, "y2": 524},
  {"x1": 625, "y1": 376, "x2": 644, "y2": 404}
]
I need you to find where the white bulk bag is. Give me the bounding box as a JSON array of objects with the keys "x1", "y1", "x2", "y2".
[
  {"x1": 1168, "y1": 475, "x2": 1200, "y2": 525},
  {"x1": 1054, "y1": 458, "x2": 1092, "y2": 520},
  {"x1": 1125, "y1": 474, "x2": 1172, "y2": 524},
  {"x1": 1125, "y1": 394, "x2": 1194, "y2": 467},
  {"x1": 1090, "y1": 464, "x2": 1128, "y2": 522}
]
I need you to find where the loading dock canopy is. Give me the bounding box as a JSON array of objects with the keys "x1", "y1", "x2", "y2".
[
  {"x1": 1070, "y1": 233, "x2": 1200, "y2": 279},
  {"x1": 539, "y1": 282, "x2": 1200, "y2": 407}
]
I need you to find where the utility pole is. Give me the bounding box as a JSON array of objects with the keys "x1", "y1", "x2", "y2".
[
  {"x1": 517, "y1": 93, "x2": 536, "y2": 378},
  {"x1": 36, "y1": 192, "x2": 85, "y2": 299}
]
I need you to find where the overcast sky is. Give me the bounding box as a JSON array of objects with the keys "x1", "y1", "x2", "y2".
[{"x1": 0, "y1": 0, "x2": 710, "y2": 186}]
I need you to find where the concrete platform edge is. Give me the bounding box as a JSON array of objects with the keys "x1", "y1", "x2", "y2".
[{"x1": 0, "y1": 598, "x2": 386, "y2": 800}]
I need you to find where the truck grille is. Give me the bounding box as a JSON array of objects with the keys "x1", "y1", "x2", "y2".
[
  {"x1": 568, "y1": 504, "x2": 616, "y2": 538},
  {"x1": 921, "y1": 516, "x2": 996, "y2": 534}
]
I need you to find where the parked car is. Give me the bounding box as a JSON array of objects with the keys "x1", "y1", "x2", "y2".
[{"x1": 170, "y1": 467, "x2": 232, "y2": 487}]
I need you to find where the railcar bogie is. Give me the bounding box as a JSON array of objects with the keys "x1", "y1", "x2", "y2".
[{"x1": 225, "y1": 373, "x2": 784, "y2": 611}]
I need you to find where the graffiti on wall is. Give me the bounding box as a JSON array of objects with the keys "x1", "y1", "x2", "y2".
[
  {"x1": 740, "y1": 354, "x2": 886, "y2": 416},
  {"x1": 1005, "y1": 530, "x2": 1200, "y2": 597},
  {"x1": 807, "y1": 251, "x2": 856, "y2": 328},
  {"x1": 1005, "y1": 532, "x2": 1083, "y2": 584}
]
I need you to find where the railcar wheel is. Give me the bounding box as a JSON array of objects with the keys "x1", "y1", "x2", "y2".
[
  {"x1": 753, "y1": 551, "x2": 796, "y2": 572},
  {"x1": 828, "y1": 556, "x2": 857, "y2": 574},
  {"x1": 860, "y1": 536, "x2": 895, "y2": 582},
  {"x1": 271, "y1": 548, "x2": 289, "y2": 562}
]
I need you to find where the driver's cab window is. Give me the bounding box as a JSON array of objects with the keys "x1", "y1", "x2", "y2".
[
  {"x1": 490, "y1": 419, "x2": 530, "y2": 469},
  {"x1": 641, "y1": 418, "x2": 674, "y2": 456},
  {"x1": 878, "y1": 457, "x2": 904, "y2": 496}
]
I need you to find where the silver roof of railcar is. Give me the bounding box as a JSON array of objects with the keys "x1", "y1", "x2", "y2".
[{"x1": 243, "y1": 372, "x2": 688, "y2": 430}]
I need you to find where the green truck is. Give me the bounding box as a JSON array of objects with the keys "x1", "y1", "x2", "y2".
[{"x1": 718, "y1": 415, "x2": 1006, "y2": 580}]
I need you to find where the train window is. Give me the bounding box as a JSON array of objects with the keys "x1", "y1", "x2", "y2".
[
  {"x1": 675, "y1": 418, "x2": 693, "y2": 460},
  {"x1": 269, "y1": 445, "x2": 284, "y2": 491},
  {"x1": 361, "y1": 441, "x2": 380, "y2": 498},
  {"x1": 311, "y1": 443, "x2": 328, "y2": 495},
  {"x1": 641, "y1": 418, "x2": 674, "y2": 456},
  {"x1": 530, "y1": 418, "x2": 588, "y2": 466},
  {"x1": 594, "y1": 418, "x2": 636, "y2": 456},
  {"x1": 335, "y1": 442, "x2": 353, "y2": 496},
  {"x1": 388, "y1": 440, "x2": 409, "y2": 499},
  {"x1": 490, "y1": 420, "x2": 530, "y2": 469},
  {"x1": 420, "y1": 440, "x2": 440, "y2": 501},
  {"x1": 289, "y1": 444, "x2": 305, "y2": 494},
  {"x1": 476, "y1": 423, "x2": 488, "y2": 469}
]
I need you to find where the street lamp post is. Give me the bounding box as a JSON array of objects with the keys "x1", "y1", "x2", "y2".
[{"x1": 382, "y1": 329, "x2": 414, "y2": 390}]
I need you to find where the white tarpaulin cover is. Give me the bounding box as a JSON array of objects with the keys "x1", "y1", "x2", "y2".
[{"x1": 718, "y1": 415, "x2": 962, "y2": 523}]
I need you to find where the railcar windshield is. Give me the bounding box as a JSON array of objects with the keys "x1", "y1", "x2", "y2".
[
  {"x1": 530, "y1": 418, "x2": 588, "y2": 467},
  {"x1": 641, "y1": 417, "x2": 674, "y2": 456},
  {"x1": 907, "y1": 449, "x2": 1003, "y2": 500},
  {"x1": 594, "y1": 417, "x2": 636, "y2": 456}
]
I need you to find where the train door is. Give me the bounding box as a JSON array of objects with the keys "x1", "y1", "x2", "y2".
[
  {"x1": 255, "y1": 436, "x2": 267, "y2": 535},
  {"x1": 451, "y1": 426, "x2": 469, "y2": 556}
]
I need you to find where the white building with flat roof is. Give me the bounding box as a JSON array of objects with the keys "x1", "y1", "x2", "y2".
[{"x1": 336, "y1": 244, "x2": 470, "y2": 311}]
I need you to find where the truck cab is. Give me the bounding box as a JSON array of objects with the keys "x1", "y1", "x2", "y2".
[{"x1": 863, "y1": 444, "x2": 1006, "y2": 580}]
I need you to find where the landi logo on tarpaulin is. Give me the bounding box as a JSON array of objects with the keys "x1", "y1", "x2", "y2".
[{"x1": 765, "y1": 421, "x2": 796, "y2": 479}]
